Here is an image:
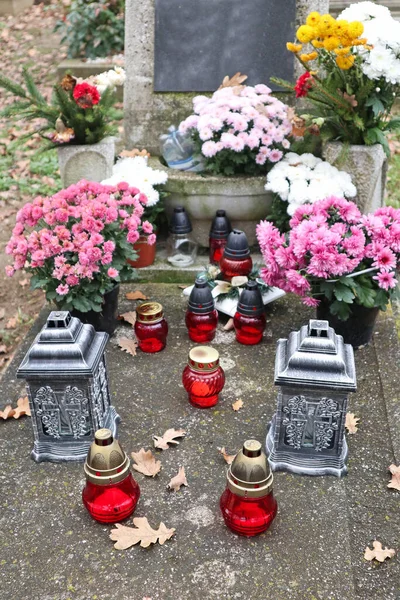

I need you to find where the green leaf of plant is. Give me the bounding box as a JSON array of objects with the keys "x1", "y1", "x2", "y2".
[
  {"x1": 333, "y1": 282, "x2": 355, "y2": 304},
  {"x1": 329, "y1": 300, "x2": 352, "y2": 321}
]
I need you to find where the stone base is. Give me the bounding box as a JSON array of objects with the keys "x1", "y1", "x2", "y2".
[
  {"x1": 30, "y1": 405, "x2": 120, "y2": 463},
  {"x1": 0, "y1": 0, "x2": 33, "y2": 15},
  {"x1": 57, "y1": 136, "x2": 116, "y2": 188},
  {"x1": 265, "y1": 415, "x2": 348, "y2": 477}
]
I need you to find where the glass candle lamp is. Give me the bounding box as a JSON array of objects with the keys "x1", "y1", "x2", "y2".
[
  {"x1": 209, "y1": 209, "x2": 232, "y2": 265},
  {"x1": 234, "y1": 281, "x2": 266, "y2": 345},
  {"x1": 182, "y1": 346, "x2": 225, "y2": 408},
  {"x1": 166, "y1": 206, "x2": 198, "y2": 267},
  {"x1": 220, "y1": 439, "x2": 277, "y2": 537},
  {"x1": 186, "y1": 276, "x2": 218, "y2": 343},
  {"x1": 82, "y1": 428, "x2": 140, "y2": 524},
  {"x1": 219, "y1": 229, "x2": 252, "y2": 281},
  {"x1": 135, "y1": 301, "x2": 168, "y2": 353}
]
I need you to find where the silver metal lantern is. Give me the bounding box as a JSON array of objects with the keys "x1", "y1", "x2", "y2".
[
  {"x1": 17, "y1": 311, "x2": 120, "y2": 463},
  {"x1": 266, "y1": 319, "x2": 356, "y2": 477}
]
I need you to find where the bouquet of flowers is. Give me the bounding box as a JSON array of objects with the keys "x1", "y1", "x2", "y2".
[
  {"x1": 0, "y1": 66, "x2": 125, "y2": 147},
  {"x1": 275, "y1": 4, "x2": 400, "y2": 154},
  {"x1": 257, "y1": 197, "x2": 400, "y2": 320},
  {"x1": 5, "y1": 180, "x2": 155, "y2": 313},
  {"x1": 178, "y1": 74, "x2": 292, "y2": 176},
  {"x1": 266, "y1": 152, "x2": 357, "y2": 229}
]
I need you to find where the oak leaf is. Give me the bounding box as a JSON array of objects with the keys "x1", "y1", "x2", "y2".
[
  {"x1": 0, "y1": 405, "x2": 15, "y2": 420},
  {"x1": 119, "y1": 311, "x2": 137, "y2": 327},
  {"x1": 223, "y1": 318, "x2": 235, "y2": 331},
  {"x1": 364, "y1": 541, "x2": 396, "y2": 562},
  {"x1": 153, "y1": 428, "x2": 186, "y2": 450},
  {"x1": 126, "y1": 291, "x2": 148, "y2": 300},
  {"x1": 118, "y1": 337, "x2": 138, "y2": 357},
  {"x1": 13, "y1": 396, "x2": 31, "y2": 418},
  {"x1": 110, "y1": 517, "x2": 175, "y2": 549},
  {"x1": 219, "y1": 72, "x2": 248, "y2": 90},
  {"x1": 131, "y1": 448, "x2": 161, "y2": 477},
  {"x1": 388, "y1": 464, "x2": 400, "y2": 491},
  {"x1": 168, "y1": 466, "x2": 188, "y2": 492},
  {"x1": 232, "y1": 399, "x2": 243, "y2": 412},
  {"x1": 345, "y1": 412, "x2": 360, "y2": 434},
  {"x1": 219, "y1": 447, "x2": 236, "y2": 465}
]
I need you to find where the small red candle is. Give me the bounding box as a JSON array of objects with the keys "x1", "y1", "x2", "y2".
[
  {"x1": 82, "y1": 429, "x2": 140, "y2": 524},
  {"x1": 186, "y1": 276, "x2": 218, "y2": 343},
  {"x1": 220, "y1": 229, "x2": 252, "y2": 281},
  {"x1": 220, "y1": 439, "x2": 277, "y2": 537},
  {"x1": 234, "y1": 281, "x2": 266, "y2": 345},
  {"x1": 135, "y1": 301, "x2": 168, "y2": 353},
  {"x1": 209, "y1": 210, "x2": 231, "y2": 265},
  {"x1": 182, "y1": 346, "x2": 225, "y2": 408}
]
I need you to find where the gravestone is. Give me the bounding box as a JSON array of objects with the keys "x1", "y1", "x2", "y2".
[{"x1": 124, "y1": 0, "x2": 329, "y2": 154}]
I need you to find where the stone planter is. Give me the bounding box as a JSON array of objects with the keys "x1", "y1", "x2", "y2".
[
  {"x1": 152, "y1": 159, "x2": 273, "y2": 246},
  {"x1": 322, "y1": 142, "x2": 388, "y2": 214},
  {"x1": 58, "y1": 136, "x2": 115, "y2": 188}
]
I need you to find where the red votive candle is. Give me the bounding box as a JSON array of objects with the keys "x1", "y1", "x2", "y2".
[
  {"x1": 186, "y1": 276, "x2": 218, "y2": 343},
  {"x1": 182, "y1": 346, "x2": 225, "y2": 408},
  {"x1": 234, "y1": 281, "x2": 266, "y2": 345},
  {"x1": 219, "y1": 229, "x2": 252, "y2": 281},
  {"x1": 135, "y1": 301, "x2": 168, "y2": 353},
  {"x1": 209, "y1": 210, "x2": 231, "y2": 265}
]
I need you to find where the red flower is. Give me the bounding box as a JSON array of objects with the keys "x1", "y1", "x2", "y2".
[
  {"x1": 295, "y1": 72, "x2": 314, "y2": 98},
  {"x1": 73, "y1": 82, "x2": 100, "y2": 109}
]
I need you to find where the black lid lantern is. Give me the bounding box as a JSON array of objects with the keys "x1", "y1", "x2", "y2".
[
  {"x1": 223, "y1": 229, "x2": 251, "y2": 259},
  {"x1": 210, "y1": 210, "x2": 232, "y2": 240},
  {"x1": 188, "y1": 276, "x2": 215, "y2": 314},
  {"x1": 169, "y1": 206, "x2": 192, "y2": 234},
  {"x1": 237, "y1": 281, "x2": 264, "y2": 317}
]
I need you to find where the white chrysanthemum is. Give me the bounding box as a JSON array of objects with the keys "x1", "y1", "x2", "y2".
[{"x1": 339, "y1": 2, "x2": 391, "y2": 22}]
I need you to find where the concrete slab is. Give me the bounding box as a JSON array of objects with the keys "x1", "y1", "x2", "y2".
[{"x1": 0, "y1": 286, "x2": 399, "y2": 600}]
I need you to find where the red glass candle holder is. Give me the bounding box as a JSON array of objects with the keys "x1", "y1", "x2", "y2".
[
  {"x1": 135, "y1": 301, "x2": 168, "y2": 353},
  {"x1": 233, "y1": 312, "x2": 266, "y2": 345},
  {"x1": 219, "y1": 255, "x2": 253, "y2": 280},
  {"x1": 83, "y1": 428, "x2": 140, "y2": 524},
  {"x1": 209, "y1": 238, "x2": 227, "y2": 265},
  {"x1": 186, "y1": 309, "x2": 218, "y2": 343},
  {"x1": 209, "y1": 210, "x2": 231, "y2": 265},
  {"x1": 182, "y1": 346, "x2": 225, "y2": 408},
  {"x1": 220, "y1": 488, "x2": 277, "y2": 536}
]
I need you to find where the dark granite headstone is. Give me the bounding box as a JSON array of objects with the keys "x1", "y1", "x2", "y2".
[{"x1": 154, "y1": 0, "x2": 296, "y2": 92}]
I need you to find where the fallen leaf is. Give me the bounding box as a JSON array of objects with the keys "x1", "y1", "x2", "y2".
[
  {"x1": 119, "y1": 148, "x2": 150, "y2": 159},
  {"x1": 118, "y1": 337, "x2": 138, "y2": 357},
  {"x1": 223, "y1": 318, "x2": 235, "y2": 331},
  {"x1": 131, "y1": 448, "x2": 161, "y2": 477},
  {"x1": 168, "y1": 466, "x2": 188, "y2": 492},
  {"x1": 0, "y1": 308, "x2": 5, "y2": 319},
  {"x1": 19, "y1": 278, "x2": 29, "y2": 287},
  {"x1": 388, "y1": 464, "x2": 400, "y2": 491},
  {"x1": 219, "y1": 447, "x2": 236, "y2": 465},
  {"x1": 0, "y1": 405, "x2": 15, "y2": 420},
  {"x1": 119, "y1": 311, "x2": 137, "y2": 327},
  {"x1": 178, "y1": 284, "x2": 189, "y2": 290},
  {"x1": 232, "y1": 399, "x2": 243, "y2": 412},
  {"x1": 110, "y1": 517, "x2": 175, "y2": 549},
  {"x1": 364, "y1": 541, "x2": 396, "y2": 562},
  {"x1": 0, "y1": 345, "x2": 7, "y2": 354},
  {"x1": 219, "y1": 72, "x2": 248, "y2": 90},
  {"x1": 5, "y1": 316, "x2": 18, "y2": 329},
  {"x1": 345, "y1": 412, "x2": 360, "y2": 434},
  {"x1": 126, "y1": 291, "x2": 148, "y2": 300},
  {"x1": 13, "y1": 396, "x2": 31, "y2": 419},
  {"x1": 153, "y1": 428, "x2": 186, "y2": 450}
]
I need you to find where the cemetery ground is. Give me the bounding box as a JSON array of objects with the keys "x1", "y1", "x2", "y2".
[{"x1": 0, "y1": 4, "x2": 399, "y2": 600}]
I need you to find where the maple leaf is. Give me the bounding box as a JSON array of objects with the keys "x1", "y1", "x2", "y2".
[
  {"x1": 168, "y1": 466, "x2": 188, "y2": 492},
  {"x1": 119, "y1": 311, "x2": 137, "y2": 327},
  {"x1": 126, "y1": 291, "x2": 148, "y2": 301},
  {"x1": 13, "y1": 396, "x2": 31, "y2": 419},
  {"x1": 345, "y1": 412, "x2": 360, "y2": 434},
  {"x1": 387, "y1": 464, "x2": 400, "y2": 491},
  {"x1": 218, "y1": 447, "x2": 236, "y2": 465},
  {"x1": 218, "y1": 72, "x2": 248, "y2": 90},
  {"x1": 118, "y1": 337, "x2": 138, "y2": 357},
  {"x1": 364, "y1": 541, "x2": 396, "y2": 562},
  {"x1": 0, "y1": 405, "x2": 15, "y2": 420},
  {"x1": 232, "y1": 399, "x2": 243, "y2": 412},
  {"x1": 110, "y1": 517, "x2": 175, "y2": 549},
  {"x1": 153, "y1": 428, "x2": 186, "y2": 450},
  {"x1": 131, "y1": 448, "x2": 161, "y2": 477},
  {"x1": 223, "y1": 318, "x2": 235, "y2": 331}
]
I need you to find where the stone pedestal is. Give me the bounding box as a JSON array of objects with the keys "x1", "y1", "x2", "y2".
[
  {"x1": 57, "y1": 136, "x2": 115, "y2": 188},
  {"x1": 0, "y1": 0, "x2": 33, "y2": 15}
]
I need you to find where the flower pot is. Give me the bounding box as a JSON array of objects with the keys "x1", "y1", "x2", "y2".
[
  {"x1": 316, "y1": 297, "x2": 380, "y2": 349},
  {"x1": 128, "y1": 235, "x2": 157, "y2": 268},
  {"x1": 151, "y1": 159, "x2": 273, "y2": 247},
  {"x1": 70, "y1": 285, "x2": 120, "y2": 336},
  {"x1": 322, "y1": 142, "x2": 388, "y2": 214},
  {"x1": 57, "y1": 136, "x2": 116, "y2": 188}
]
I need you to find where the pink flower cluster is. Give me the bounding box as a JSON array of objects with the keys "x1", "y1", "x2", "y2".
[
  {"x1": 179, "y1": 84, "x2": 292, "y2": 166},
  {"x1": 6, "y1": 180, "x2": 155, "y2": 297},
  {"x1": 256, "y1": 197, "x2": 400, "y2": 307}
]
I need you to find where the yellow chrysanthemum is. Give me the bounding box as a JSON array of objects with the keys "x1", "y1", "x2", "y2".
[
  {"x1": 317, "y1": 14, "x2": 337, "y2": 38},
  {"x1": 306, "y1": 11, "x2": 321, "y2": 27},
  {"x1": 323, "y1": 36, "x2": 340, "y2": 51},
  {"x1": 300, "y1": 51, "x2": 318, "y2": 62},
  {"x1": 334, "y1": 47, "x2": 351, "y2": 56},
  {"x1": 347, "y1": 21, "x2": 364, "y2": 39},
  {"x1": 297, "y1": 25, "x2": 316, "y2": 43},
  {"x1": 339, "y1": 34, "x2": 354, "y2": 47},
  {"x1": 335, "y1": 20, "x2": 349, "y2": 36},
  {"x1": 287, "y1": 42, "x2": 303, "y2": 53},
  {"x1": 352, "y1": 38, "x2": 367, "y2": 46},
  {"x1": 336, "y1": 54, "x2": 355, "y2": 70},
  {"x1": 311, "y1": 39, "x2": 324, "y2": 49}
]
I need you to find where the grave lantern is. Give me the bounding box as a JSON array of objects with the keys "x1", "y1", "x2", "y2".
[
  {"x1": 17, "y1": 311, "x2": 120, "y2": 463},
  {"x1": 266, "y1": 319, "x2": 356, "y2": 477}
]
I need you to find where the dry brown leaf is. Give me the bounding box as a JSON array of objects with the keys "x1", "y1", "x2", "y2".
[
  {"x1": 5, "y1": 316, "x2": 18, "y2": 329},
  {"x1": 219, "y1": 72, "x2": 248, "y2": 89},
  {"x1": 13, "y1": 396, "x2": 31, "y2": 419},
  {"x1": 223, "y1": 318, "x2": 235, "y2": 331},
  {"x1": 219, "y1": 447, "x2": 236, "y2": 465},
  {"x1": 388, "y1": 464, "x2": 400, "y2": 491},
  {"x1": 153, "y1": 428, "x2": 186, "y2": 450},
  {"x1": 0, "y1": 405, "x2": 15, "y2": 420},
  {"x1": 345, "y1": 412, "x2": 360, "y2": 434},
  {"x1": 178, "y1": 284, "x2": 189, "y2": 290},
  {"x1": 19, "y1": 278, "x2": 29, "y2": 287},
  {"x1": 131, "y1": 448, "x2": 161, "y2": 477},
  {"x1": 0, "y1": 308, "x2": 5, "y2": 319},
  {"x1": 110, "y1": 517, "x2": 175, "y2": 549},
  {"x1": 118, "y1": 337, "x2": 138, "y2": 357},
  {"x1": 168, "y1": 466, "x2": 188, "y2": 492},
  {"x1": 119, "y1": 311, "x2": 137, "y2": 327},
  {"x1": 119, "y1": 148, "x2": 151, "y2": 159},
  {"x1": 232, "y1": 399, "x2": 243, "y2": 412},
  {"x1": 126, "y1": 291, "x2": 148, "y2": 301},
  {"x1": 364, "y1": 541, "x2": 396, "y2": 562},
  {"x1": 0, "y1": 344, "x2": 7, "y2": 354}
]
